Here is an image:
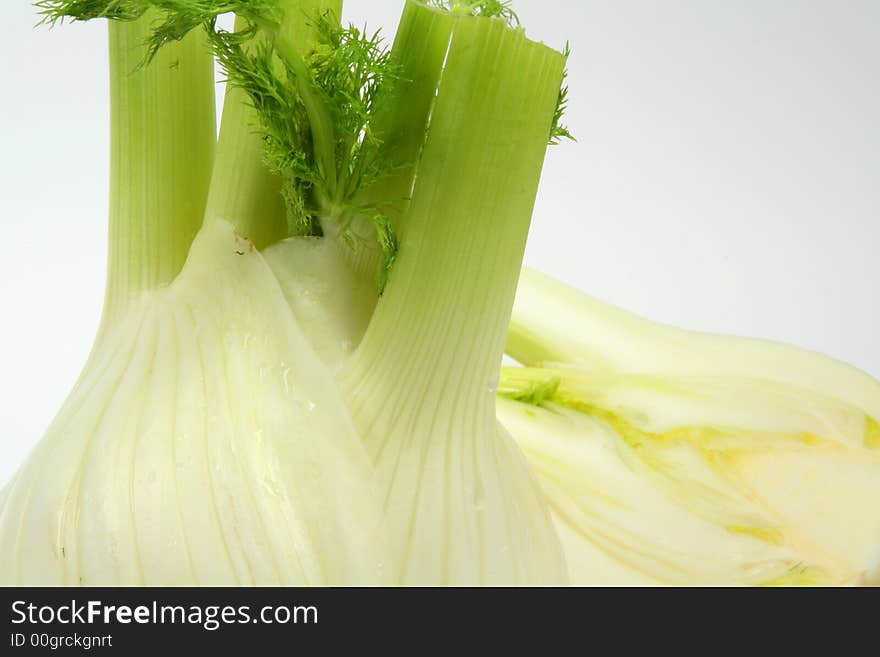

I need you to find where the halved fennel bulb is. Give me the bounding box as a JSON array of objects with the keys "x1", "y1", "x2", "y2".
[
  {"x1": 500, "y1": 271, "x2": 880, "y2": 585},
  {"x1": 508, "y1": 269, "x2": 880, "y2": 418},
  {"x1": 0, "y1": 220, "x2": 389, "y2": 585}
]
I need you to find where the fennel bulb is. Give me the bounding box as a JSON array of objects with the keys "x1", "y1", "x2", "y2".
[{"x1": 5, "y1": 0, "x2": 571, "y2": 586}]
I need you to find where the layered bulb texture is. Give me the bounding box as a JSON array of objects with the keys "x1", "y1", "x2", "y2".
[
  {"x1": 0, "y1": 220, "x2": 389, "y2": 585},
  {"x1": 3, "y1": 0, "x2": 879, "y2": 587},
  {"x1": 0, "y1": 12, "x2": 390, "y2": 586}
]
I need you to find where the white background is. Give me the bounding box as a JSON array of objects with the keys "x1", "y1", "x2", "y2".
[{"x1": 1, "y1": 1, "x2": 878, "y2": 482}]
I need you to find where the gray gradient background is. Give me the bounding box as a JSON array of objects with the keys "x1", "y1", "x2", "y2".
[{"x1": 0, "y1": 1, "x2": 878, "y2": 483}]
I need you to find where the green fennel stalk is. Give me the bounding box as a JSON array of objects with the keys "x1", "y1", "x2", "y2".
[
  {"x1": 104, "y1": 19, "x2": 215, "y2": 317},
  {"x1": 338, "y1": 5, "x2": 568, "y2": 583}
]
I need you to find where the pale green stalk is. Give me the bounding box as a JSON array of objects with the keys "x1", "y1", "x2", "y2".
[
  {"x1": 339, "y1": 5, "x2": 568, "y2": 584},
  {"x1": 205, "y1": 69, "x2": 288, "y2": 249},
  {"x1": 104, "y1": 18, "x2": 215, "y2": 318},
  {"x1": 345, "y1": 12, "x2": 564, "y2": 416}
]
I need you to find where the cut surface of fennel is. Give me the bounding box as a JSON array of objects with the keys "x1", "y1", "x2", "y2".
[
  {"x1": 508, "y1": 269, "x2": 880, "y2": 419},
  {"x1": 0, "y1": 219, "x2": 389, "y2": 585},
  {"x1": 499, "y1": 272, "x2": 880, "y2": 586}
]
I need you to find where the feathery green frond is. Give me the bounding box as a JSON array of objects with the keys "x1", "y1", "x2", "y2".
[
  {"x1": 143, "y1": 2, "x2": 281, "y2": 61},
  {"x1": 208, "y1": 12, "x2": 401, "y2": 287},
  {"x1": 369, "y1": 211, "x2": 398, "y2": 294},
  {"x1": 208, "y1": 25, "x2": 319, "y2": 225},
  {"x1": 308, "y1": 21, "x2": 399, "y2": 204},
  {"x1": 36, "y1": 0, "x2": 147, "y2": 24},
  {"x1": 549, "y1": 42, "x2": 574, "y2": 145},
  {"x1": 36, "y1": 1, "x2": 281, "y2": 61}
]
